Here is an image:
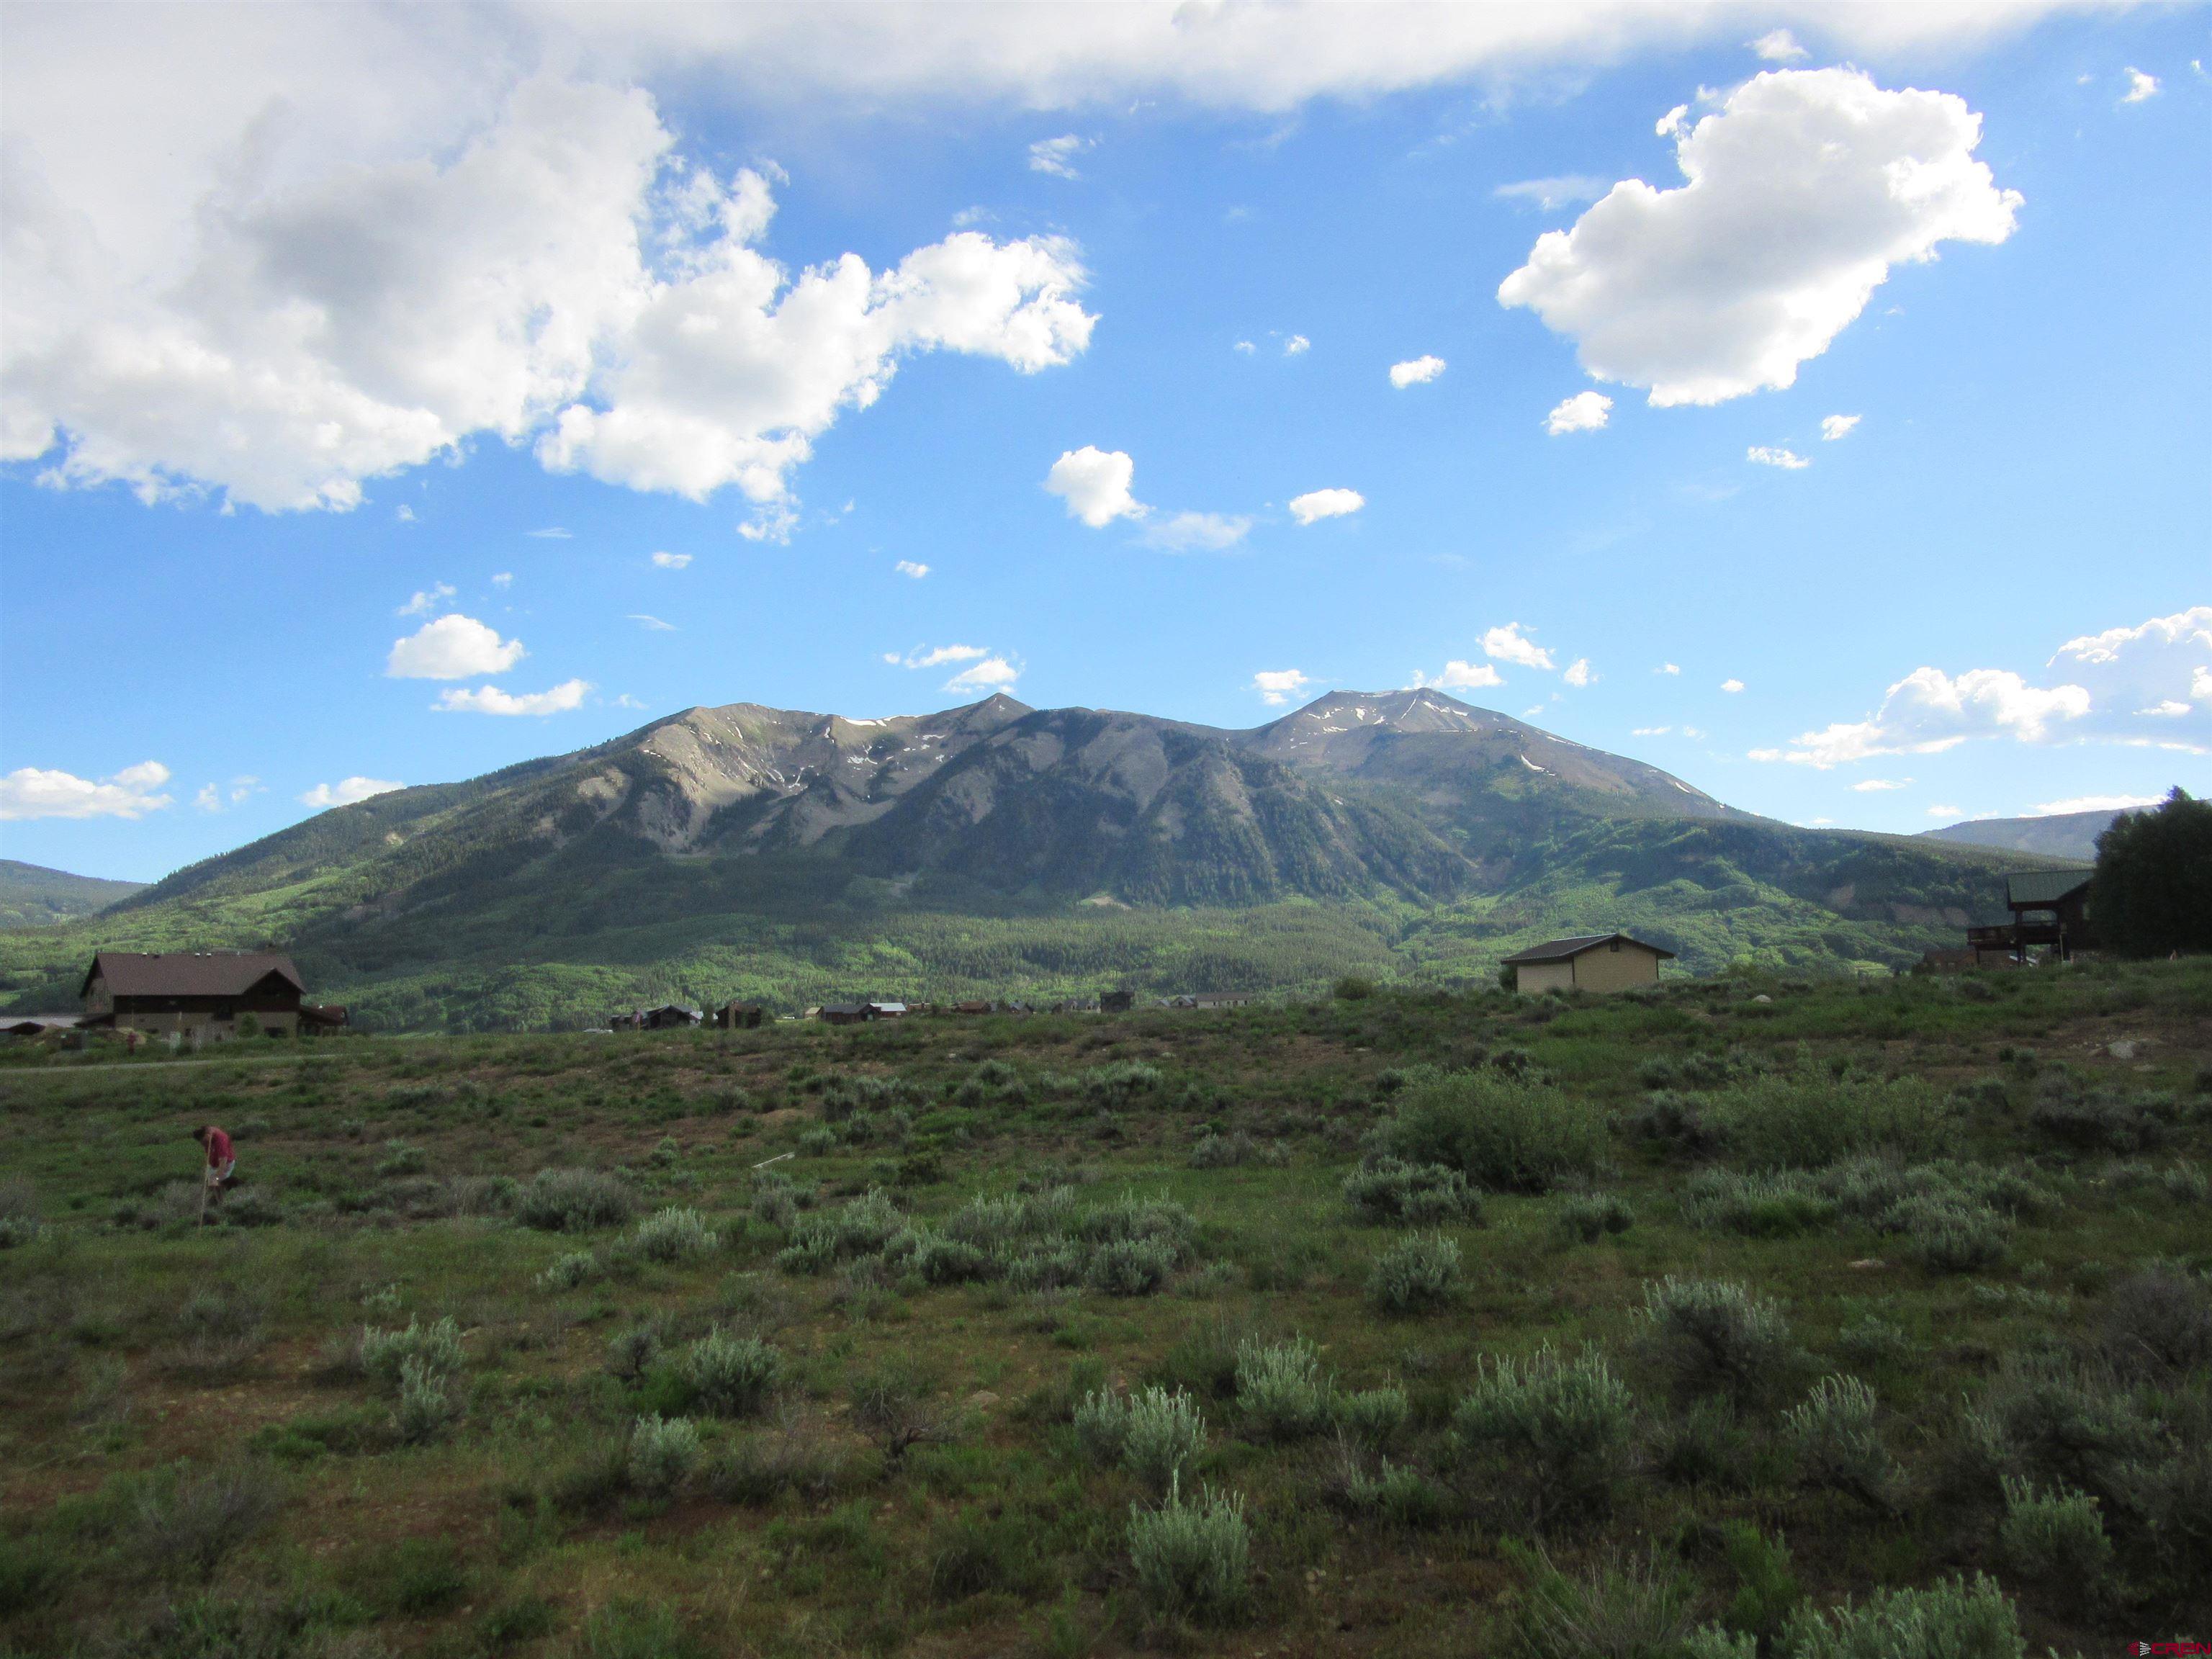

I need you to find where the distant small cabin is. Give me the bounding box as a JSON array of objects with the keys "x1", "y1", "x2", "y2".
[
  {"x1": 641, "y1": 1004, "x2": 701, "y2": 1030},
  {"x1": 947, "y1": 999, "x2": 994, "y2": 1017},
  {"x1": 714, "y1": 1002, "x2": 765, "y2": 1030},
  {"x1": 868, "y1": 1001, "x2": 909, "y2": 1020},
  {"x1": 1966, "y1": 870, "x2": 2094, "y2": 963},
  {"x1": 80, "y1": 950, "x2": 307, "y2": 1038},
  {"x1": 1100, "y1": 989, "x2": 1136, "y2": 1015},
  {"x1": 1501, "y1": 933, "x2": 1675, "y2": 995},
  {"x1": 817, "y1": 1003, "x2": 874, "y2": 1026},
  {"x1": 1192, "y1": 992, "x2": 1256, "y2": 1010}
]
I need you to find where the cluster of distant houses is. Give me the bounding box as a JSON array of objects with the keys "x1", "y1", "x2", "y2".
[{"x1": 596, "y1": 988, "x2": 1275, "y2": 1030}]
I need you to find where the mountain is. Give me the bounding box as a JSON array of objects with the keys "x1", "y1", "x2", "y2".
[
  {"x1": 1921, "y1": 809, "x2": 2121, "y2": 863},
  {"x1": 0, "y1": 690, "x2": 2060, "y2": 1028},
  {"x1": 0, "y1": 860, "x2": 147, "y2": 928}
]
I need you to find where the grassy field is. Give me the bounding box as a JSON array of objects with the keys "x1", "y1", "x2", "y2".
[{"x1": 2, "y1": 961, "x2": 2208, "y2": 1658}]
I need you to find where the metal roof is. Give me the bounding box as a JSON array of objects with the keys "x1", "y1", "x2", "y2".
[
  {"x1": 81, "y1": 950, "x2": 303, "y2": 1000},
  {"x1": 2004, "y1": 870, "x2": 2093, "y2": 908},
  {"x1": 1501, "y1": 932, "x2": 1678, "y2": 966}
]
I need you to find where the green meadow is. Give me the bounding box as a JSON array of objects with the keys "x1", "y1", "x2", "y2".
[{"x1": 3, "y1": 960, "x2": 2208, "y2": 1657}]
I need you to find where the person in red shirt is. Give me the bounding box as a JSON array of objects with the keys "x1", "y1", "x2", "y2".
[{"x1": 192, "y1": 1125, "x2": 235, "y2": 1223}]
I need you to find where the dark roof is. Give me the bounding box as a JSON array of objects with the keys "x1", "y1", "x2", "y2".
[
  {"x1": 2004, "y1": 870, "x2": 2093, "y2": 908},
  {"x1": 1501, "y1": 932, "x2": 1677, "y2": 966},
  {"x1": 81, "y1": 950, "x2": 304, "y2": 1000},
  {"x1": 819, "y1": 1003, "x2": 873, "y2": 1016}
]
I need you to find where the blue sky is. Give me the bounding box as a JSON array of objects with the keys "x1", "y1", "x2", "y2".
[{"x1": 2, "y1": 4, "x2": 2206, "y2": 882}]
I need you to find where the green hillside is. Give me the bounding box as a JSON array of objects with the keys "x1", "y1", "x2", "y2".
[{"x1": 0, "y1": 860, "x2": 147, "y2": 928}]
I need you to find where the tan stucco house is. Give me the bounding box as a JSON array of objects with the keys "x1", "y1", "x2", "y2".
[{"x1": 1501, "y1": 932, "x2": 1676, "y2": 994}]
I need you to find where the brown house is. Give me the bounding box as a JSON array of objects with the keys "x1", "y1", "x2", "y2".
[
  {"x1": 80, "y1": 950, "x2": 307, "y2": 1038},
  {"x1": 714, "y1": 1002, "x2": 766, "y2": 1030},
  {"x1": 1501, "y1": 933, "x2": 1675, "y2": 994},
  {"x1": 1966, "y1": 870, "x2": 2095, "y2": 963}
]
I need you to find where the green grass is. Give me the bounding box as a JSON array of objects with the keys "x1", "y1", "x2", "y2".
[{"x1": 1, "y1": 959, "x2": 2207, "y2": 1656}]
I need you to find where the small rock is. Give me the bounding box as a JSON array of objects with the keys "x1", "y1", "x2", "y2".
[
  {"x1": 1752, "y1": 994, "x2": 1773, "y2": 1004},
  {"x1": 965, "y1": 1390, "x2": 1001, "y2": 1411},
  {"x1": 2109, "y1": 1040, "x2": 2138, "y2": 1060},
  {"x1": 1848, "y1": 1258, "x2": 1887, "y2": 1271}
]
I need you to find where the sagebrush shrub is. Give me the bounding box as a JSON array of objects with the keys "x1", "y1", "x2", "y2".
[
  {"x1": 1126, "y1": 1478, "x2": 1249, "y2": 1628},
  {"x1": 631, "y1": 1207, "x2": 720, "y2": 1264},
  {"x1": 374, "y1": 1139, "x2": 428, "y2": 1178},
  {"x1": 1680, "y1": 1169, "x2": 1836, "y2": 1238},
  {"x1": 0, "y1": 1176, "x2": 42, "y2": 1249},
  {"x1": 1122, "y1": 1386, "x2": 1208, "y2": 1491},
  {"x1": 127, "y1": 1462, "x2": 284, "y2": 1580},
  {"x1": 1374, "y1": 1069, "x2": 1604, "y2": 1193},
  {"x1": 1073, "y1": 1388, "x2": 1133, "y2": 1466},
  {"x1": 517, "y1": 1168, "x2": 637, "y2": 1232},
  {"x1": 1878, "y1": 1193, "x2": 2009, "y2": 1274},
  {"x1": 1779, "y1": 1573, "x2": 2022, "y2": 1659},
  {"x1": 1087, "y1": 1237, "x2": 1177, "y2": 1296},
  {"x1": 1704, "y1": 1069, "x2": 1953, "y2": 1169},
  {"x1": 684, "y1": 1330, "x2": 781, "y2": 1418},
  {"x1": 537, "y1": 1251, "x2": 601, "y2": 1291},
  {"x1": 171, "y1": 1284, "x2": 270, "y2": 1373},
  {"x1": 1997, "y1": 1477, "x2": 2110, "y2": 1601},
  {"x1": 394, "y1": 1354, "x2": 460, "y2": 1444},
  {"x1": 777, "y1": 1189, "x2": 904, "y2": 1273},
  {"x1": 604, "y1": 1325, "x2": 663, "y2": 1383},
  {"x1": 2099, "y1": 1264, "x2": 2212, "y2": 1377},
  {"x1": 1512, "y1": 1545, "x2": 1694, "y2": 1659},
  {"x1": 1452, "y1": 1346, "x2": 1635, "y2": 1522},
  {"x1": 1785, "y1": 1375, "x2": 1902, "y2": 1511},
  {"x1": 627, "y1": 1415, "x2": 701, "y2": 1496},
  {"x1": 1367, "y1": 1233, "x2": 1462, "y2": 1314},
  {"x1": 1341, "y1": 1156, "x2": 1485, "y2": 1225},
  {"x1": 1234, "y1": 1336, "x2": 1334, "y2": 1442},
  {"x1": 1969, "y1": 1355, "x2": 2165, "y2": 1508},
  {"x1": 2028, "y1": 1075, "x2": 2176, "y2": 1153},
  {"x1": 1555, "y1": 1193, "x2": 1635, "y2": 1243},
  {"x1": 1835, "y1": 1315, "x2": 1914, "y2": 1367},
  {"x1": 360, "y1": 1317, "x2": 464, "y2": 1389},
  {"x1": 1334, "y1": 1386, "x2": 1409, "y2": 1449},
  {"x1": 1640, "y1": 1277, "x2": 1794, "y2": 1407}
]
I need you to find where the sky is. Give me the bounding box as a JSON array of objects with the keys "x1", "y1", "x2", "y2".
[{"x1": 1, "y1": 1, "x2": 2206, "y2": 883}]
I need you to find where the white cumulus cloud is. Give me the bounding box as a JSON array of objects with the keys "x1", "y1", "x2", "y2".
[
  {"x1": 300, "y1": 776, "x2": 405, "y2": 809},
  {"x1": 386, "y1": 614, "x2": 526, "y2": 680},
  {"x1": 2047, "y1": 606, "x2": 2212, "y2": 747},
  {"x1": 1482, "y1": 623, "x2": 1555, "y2": 671},
  {"x1": 1722, "y1": 678, "x2": 1746, "y2": 693},
  {"x1": 651, "y1": 552, "x2": 692, "y2": 569},
  {"x1": 1288, "y1": 487, "x2": 1364, "y2": 526},
  {"x1": 2031, "y1": 793, "x2": 2164, "y2": 815},
  {"x1": 1045, "y1": 446, "x2": 1144, "y2": 527},
  {"x1": 0, "y1": 760, "x2": 172, "y2": 819},
  {"x1": 1750, "y1": 29, "x2": 1809, "y2": 62},
  {"x1": 1751, "y1": 667, "x2": 2092, "y2": 768},
  {"x1": 1821, "y1": 414, "x2": 1861, "y2": 441},
  {"x1": 435, "y1": 679, "x2": 592, "y2": 716},
  {"x1": 1493, "y1": 176, "x2": 1609, "y2": 210},
  {"x1": 1028, "y1": 134, "x2": 1090, "y2": 177},
  {"x1": 1412, "y1": 660, "x2": 1505, "y2": 691},
  {"x1": 1283, "y1": 334, "x2": 1310, "y2": 356},
  {"x1": 6, "y1": 78, "x2": 1093, "y2": 516},
  {"x1": 1251, "y1": 669, "x2": 1313, "y2": 706},
  {"x1": 1140, "y1": 511, "x2": 1252, "y2": 553},
  {"x1": 902, "y1": 644, "x2": 990, "y2": 670},
  {"x1": 1498, "y1": 69, "x2": 2020, "y2": 408},
  {"x1": 1852, "y1": 778, "x2": 1910, "y2": 791},
  {"x1": 1563, "y1": 658, "x2": 1596, "y2": 688},
  {"x1": 397, "y1": 583, "x2": 455, "y2": 616},
  {"x1": 944, "y1": 655, "x2": 1020, "y2": 695},
  {"x1": 1388, "y1": 354, "x2": 1447, "y2": 387},
  {"x1": 1748, "y1": 446, "x2": 1810, "y2": 469},
  {"x1": 894, "y1": 559, "x2": 930, "y2": 578},
  {"x1": 1545, "y1": 391, "x2": 1611, "y2": 433},
  {"x1": 1656, "y1": 662, "x2": 1681, "y2": 675},
  {"x1": 2121, "y1": 68, "x2": 2159, "y2": 103}
]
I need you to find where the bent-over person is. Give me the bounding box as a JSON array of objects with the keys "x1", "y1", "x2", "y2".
[{"x1": 192, "y1": 1124, "x2": 236, "y2": 1223}]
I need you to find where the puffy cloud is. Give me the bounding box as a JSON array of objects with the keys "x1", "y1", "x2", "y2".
[
  {"x1": 650, "y1": 551, "x2": 692, "y2": 569},
  {"x1": 1926, "y1": 804, "x2": 1962, "y2": 819},
  {"x1": 1563, "y1": 657, "x2": 1596, "y2": 688},
  {"x1": 435, "y1": 679, "x2": 592, "y2": 716},
  {"x1": 194, "y1": 784, "x2": 221, "y2": 812},
  {"x1": 901, "y1": 644, "x2": 989, "y2": 669},
  {"x1": 1233, "y1": 339, "x2": 1256, "y2": 355},
  {"x1": 1388, "y1": 354, "x2": 1446, "y2": 387},
  {"x1": 1409, "y1": 661, "x2": 1505, "y2": 691},
  {"x1": 1721, "y1": 678, "x2": 1745, "y2": 693},
  {"x1": 1852, "y1": 778, "x2": 1909, "y2": 791},
  {"x1": 1545, "y1": 391, "x2": 1611, "y2": 433},
  {"x1": 1752, "y1": 667, "x2": 2092, "y2": 767},
  {"x1": 1140, "y1": 511, "x2": 1252, "y2": 553},
  {"x1": 1632, "y1": 724, "x2": 1671, "y2": 736},
  {"x1": 2031, "y1": 793, "x2": 2164, "y2": 815},
  {"x1": 1748, "y1": 446, "x2": 1809, "y2": 469},
  {"x1": 395, "y1": 505, "x2": 415, "y2": 523},
  {"x1": 1821, "y1": 414, "x2": 1861, "y2": 441},
  {"x1": 1498, "y1": 69, "x2": 2020, "y2": 407},
  {"x1": 2046, "y1": 606, "x2": 2212, "y2": 746},
  {"x1": 1045, "y1": 446, "x2": 1143, "y2": 527},
  {"x1": 1482, "y1": 623, "x2": 1554, "y2": 671},
  {"x1": 2121, "y1": 68, "x2": 2159, "y2": 103},
  {"x1": 386, "y1": 613, "x2": 526, "y2": 679},
  {"x1": 944, "y1": 655, "x2": 1020, "y2": 695},
  {"x1": 629, "y1": 613, "x2": 676, "y2": 631},
  {"x1": 7, "y1": 76, "x2": 1092, "y2": 515},
  {"x1": 397, "y1": 583, "x2": 456, "y2": 616},
  {"x1": 1283, "y1": 334, "x2": 1310, "y2": 356},
  {"x1": 1750, "y1": 29, "x2": 1809, "y2": 62},
  {"x1": 1028, "y1": 134, "x2": 1089, "y2": 177},
  {"x1": 1656, "y1": 662, "x2": 1681, "y2": 675},
  {"x1": 491, "y1": 572, "x2": 513, "y2": 587},
  {"x1": 0, "y1": 760, "x2": 172, "y2": 819},
  {"x1": 1493, "y1": 176, "x2": 1609, "y2": 210},
  {"x1": 1251, "y1": 668, "x2": 1313, "y2": 706},
  {"x1": 1288, "y1": 487, "x2": 1364, "y2": 525},
  {"x1": 894, "y1": 559, "x2": 930, "y2": 578},
  {"x1": 197, "y1": 775, "x2": 262, "y2": 811},
  {"x1": 300, "y1": 776, "x2": 404, "y2": 808}
]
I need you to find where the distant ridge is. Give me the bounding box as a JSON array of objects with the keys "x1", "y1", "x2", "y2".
[
  {"x1": 1920, "y1": 807, "x2": 2126, "y2": 863},
  {"x1": 0, "y1": 860, "x2": 148, "y2": 929}
]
